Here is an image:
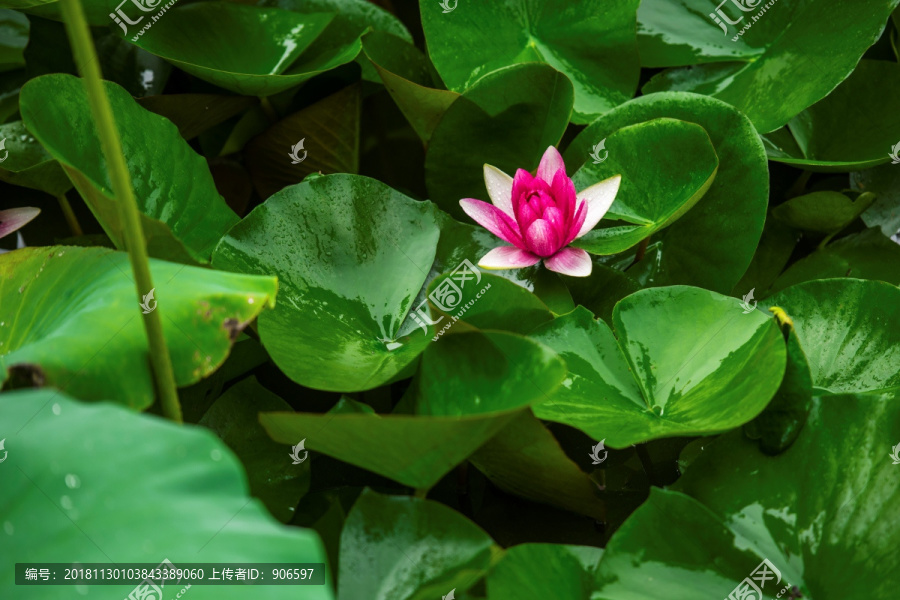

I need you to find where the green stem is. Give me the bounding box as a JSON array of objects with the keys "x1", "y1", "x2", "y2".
[
  {"x1": 56, "y1": 193, "x2": 83, "y2": 237},
  {"x1": 60, "y1": 0, "x2": 182, "y2": 423}
]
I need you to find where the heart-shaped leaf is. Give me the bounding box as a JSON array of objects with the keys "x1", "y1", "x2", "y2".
[
  {"x1": 763, "y1": 278, "x2": 900, "y2": 394},
  {"x1": 420, "y1": 0, "x2": 640, "y2": 123},
  {"x1": 338, "y1": 489, "x2": 495, "y2": 600},
  {"x1": 487, "y1": 544, "x2": 603, "y2": 600},
  {"x1": 0, "y1": 246, "x2": 277, "y2": 409},
  {"x1": 570, "y1": 118, "x2": 718, "y2": 255},
  {"x1": 20, "y1": 73, "x2": 238, "y2": 264},
  {"x1": 425, "y1": 63, "x2": 574, "y2": 220},
  {"x1": 213, "y1": 174, "x2": 441, "y2": 392},
  {"x1": 593, "y1": 392, "x2": 900, "y2": 599},
  {"x1": 130, "y1": 2, "x2": 359, "y2": 96},
  {"x1": 771, "y1": 191, "x2": 875, "y2": 234},
  {"x1": 565, "y1": 92, "x2": 768, "y2": 293},
  {"x1": 638, "y1": 0, "x2": 899, "y2": 133},
  {"x1": 529, "y1": 286, "x2": 785, "y2": 447},
  {"x1": 0, "y1": 389, "x2": 333, "y2": 600},
  {"x1": 0, "y1": 120, "x2": 70, "y2": 196},
  {"x1": 260, "y1": 329, "x2": 565, "y2": 489}
]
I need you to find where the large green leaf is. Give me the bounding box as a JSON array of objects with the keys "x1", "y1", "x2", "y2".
[
  {"x1": 213, "y1": 174, "x2": 441, "y2": 392},
  {"x1": 763, "y1": 278, "x2": 900, "y2": 394},
  {"x1": 565, "y1": 92, "x2": 768, "y2": 293},
  {"x1": 419, "y1": 0, "x2": 640, "y2": 123},
  {"x1": 529, "y1": 287, "x2": 785, "y2": 447},
  {"x1": 425, "y1": 63, "x2": 573, "y2": 220},
  {"x1": 338, "y1": 489, "x2": 495, "y2": 600},
  {"x1": 130, "y1": 2, "x2": 360, "y2": 96},
  {"x1": 762, "y1": 61, "x2": 900, "y2": 171},
  {"x1": 637, "y1": 0, "x2": 899, "y2": 133},
  {"x1": 770, "y1": 191, "x2": 875, "y2": 234},
  {"x1": 20, "y1": 74, "x2": 238, "y2": 264},
  {"x1": 569, "y1": 118, "x2": 718, "y2": 255},
  {"x1": 0, "y1": 389, "x2": 333, "y2": 600},
  {"x1": 593, "y1": 392, "x2": 900, "y2": 599},
  {"x1": 260, "y1": 329, "x2": 566, "y2": 489},
  {"x1": 0, "y1": 246, "x2": 277, "y2": 410},
  {"x1": 0, "y1": 9, "x2": 27, "y2": 72}
]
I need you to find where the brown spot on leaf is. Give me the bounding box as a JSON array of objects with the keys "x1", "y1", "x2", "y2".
[
  {"x1": 223, "y1": 318, "x2": 243, "y2": 341},
  {"x1": 4, "y1": 363, "x2": 46, "y2": 389}
]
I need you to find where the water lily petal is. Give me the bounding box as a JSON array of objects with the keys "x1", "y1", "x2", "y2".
[
  {"x1": 478, "y1": 246, "x2": 541, "y2": 270},
  {"x1": 459, "y1": 198, "x2": 524, "y2": 247},
  {"x1": 524, "y1": 218, "x2": 560, "y2": 257},
  {"x1": 483, "y1": 164, "x2": 514, "y2": 216},
  {"x1": 543, "y1": 206, "x2": 566, "y2": 236},
  {"x1": 575, "y1": 175, "x2": 621, "y2": 238},
  {"x1": 537, "y1": 145, "x2": 565, "y2": 184},
  {"x1": 544, "y1": 247, "x2": 592, "y2": 277},
  {"x1": 0, "y1": 207, "x2": 40, "y2": 240},
  {"x1": 565, "y1": 201, "x2": 588, "y2": 246},
  {"x1": 550, "y1": 169, "x2": 577, "y2": 223}
]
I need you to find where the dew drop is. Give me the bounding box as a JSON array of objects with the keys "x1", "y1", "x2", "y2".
[
  {"x1": 3, "y1": 521, "x2": 14, "y2": 535},
  {"x1": 60, "y1": 495, "x2": 73, "y2": 510},
  {"x1": 52, "y1": 403, "x2": 61, "y2": 415},
  {"x1": 210, "y1": 449, "x2": 222, "y2": 461},
  {"x1": 65, "y1": 474, "x2": 81, "y2": 489}
]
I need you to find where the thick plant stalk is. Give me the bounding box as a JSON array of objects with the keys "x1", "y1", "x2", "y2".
[{"x1": 60, "y1": 0, "x2": 183, "y2": 423}]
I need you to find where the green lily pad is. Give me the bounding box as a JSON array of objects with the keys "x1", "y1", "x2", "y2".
[
  {"x1": 762, "y1": 61, "x2": 900, "y2": 171},
  {"x1": 565, "y1": 92, "x2": 768, "y2": 293},
  {"x1": 199, "y1": 376, "x2": 309, "y2": 523},
  {"x1": 570, "y1": 118, "x2": 718, "y2": 255},
  {"x1": 637, "y1": 0, "x2": 899, "y2": 133},
  {"x1": 20, "y1": 73, "x2": 238, "y2": 264},
  {"x1": 260, "y1": 330, "x2": 565, "y2": 489},
  {"x1": 130, "y1": 2, "x2": 360, "y2": 96},
  {"x1": 0, "y1": 389, "x2": 333, "y2": 600},
  {"x1": 425, "y1": 62, "x2": 574, "y2": 220},
  {"x1": 362, "y1": 31, "x2": 459, "y2": 143},
  {"x1": 245, "y1": 83, "x2": 360, "y2": 200},
  {"x1": 213, "y1": 174, "x2": 442, "y2": 392},
  {"x1": 419, "y1": 0, "x2": 640, "y2": 123},
  {"x1": 771, "y1": 191, "x2": 875, "y2": 233},
  {"x1": 594, "y1": 391, "x2": 900, "y2": 599},
  {"x1": 0, "y1": 246, "x2": 277, "y2": 410},
  {"x1": 529, "y1": 286, "x2": 785, "y2": 447},
  {"x1": 338, "y1": 489, "x2": 495, "y2": 600},
  {"x1": 487, "y1": 544, "x2": 603, "y2": 600},
  {"x1": 0, "y1": 120, "x2": 70, "y2": 196},
  {"x1": 769, "y1": 228, "x2": 900, "y2": 292},
  {"x1": 763, "y1": 278, "x2": 900, "y2": 394}
]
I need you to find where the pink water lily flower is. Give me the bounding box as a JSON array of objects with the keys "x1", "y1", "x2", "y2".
[{"x1": 459, "y1": 146, "x2": 620, "y2": 277}]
